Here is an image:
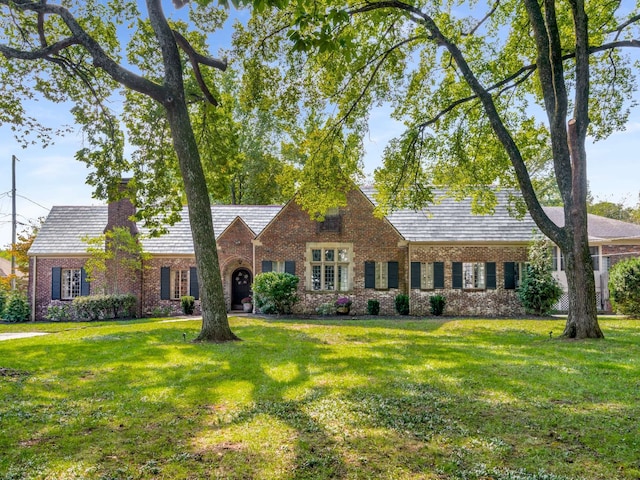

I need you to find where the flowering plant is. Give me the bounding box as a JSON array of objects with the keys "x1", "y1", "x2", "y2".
[
  {"x1": 241, "y1": 296, "x2": 252, "y2": 304},
  {"x1": 335, "y1": 297, "x2": 352, "y2": 308}
]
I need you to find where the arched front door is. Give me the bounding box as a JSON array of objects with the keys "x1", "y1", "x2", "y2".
[{"x1": 231, "y1": 268, "x2": 252, "y2": 310}]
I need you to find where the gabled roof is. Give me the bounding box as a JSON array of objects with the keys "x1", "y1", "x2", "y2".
[
  {"x1": 362, "y1": 188, "x2": 538, "y2": 243},
  {"x1": 141, "y1": 205, "x2": 282, "y2": 254},
  {"x1": 29, "y1": 204, "x2": 282, "y2": 256},
  {"x1": 543, "y1": 207, "x2": 640, "y2": 242}
]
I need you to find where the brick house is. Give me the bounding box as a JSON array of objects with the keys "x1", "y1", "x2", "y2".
[{"x1": 27, "y1": 185, "x2": 640, "y2": 320}]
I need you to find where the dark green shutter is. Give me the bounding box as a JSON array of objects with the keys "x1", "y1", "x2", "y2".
[
  {"x1": 160, "y1": 267, "x2": 171, "y2": 300},
  {"x1": 80, "y1": 268, "x2": 90, "y2": 296},
  {"x1": 51, "y1": 267, "x2": 61, "y2": 300},
  {"x1": 452, "y1": 262, "x2": 462, "y2": 289},
  {"x1": 486, "y1": 262, "x2": 496, "y2": 289},
  {"x1": 388, "y1": 261, "x2": 399, "y2": 289},
  {"x1": 410, "y1": 262, "x2": 421, "y2": 289},
  {"x1": 285, "y1": 261, "x2": 296, "y2": 275},
  {"x1": 365, "y1": 262, "x2": 375, "y2": 289},
  {"x1": 189, "y1": 267, "x2": 199, "y2": 300},
  {"x1": 504, "y1": 262, "x2": 516, "y2": 290},
  {"x1": 434, "y1": 262, "x2": 445, "y2": 289},
  {"x1": 262, "y1": 260, "x2": 272, "y2": 273}
]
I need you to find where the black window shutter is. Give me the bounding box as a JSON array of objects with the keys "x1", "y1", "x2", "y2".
[
  {"x1": 160, "y1": 267, "x2": 171, "y2": 300},
  {"x1": 51, "y1": 267, "x2": 62, "y2": 300},
  {"x1": 189, "y1": 267, "x2": 199, "y2": 300},
  {"x1": 80, "y1": 268, "x2": 90, "y2": 296},
  {"x1": 486, "y1": 262, "x2": 496, "y2": 289},
  {"x1": 410, "y1": 262, "x2": 421, "y2": 289},
  {"x1": 364, "y1": 261, "x2": 375, "y2": 289},
  {"x1": 452, "y1": 262, "x2": 463, "y2": 289},
  {"x1": 285, "y1": 261, "x2": 296, "y2": 275},
  {"x1": 262, "y1": 260, "x2": 272, "y2": 273},
  {"x1": 434, "y1": 262, "x2": 445, "y2": 289},
  {"x1": 388, "y1": 261, "x2": 399, "y2": 289},
  {"x1": 504, "y1": 262, "x2": 516, "y2": 290}
]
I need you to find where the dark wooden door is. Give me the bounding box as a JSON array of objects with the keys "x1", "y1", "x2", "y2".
[{"x1": 231, "y1": 268, "x2": 252, "y2": 310}]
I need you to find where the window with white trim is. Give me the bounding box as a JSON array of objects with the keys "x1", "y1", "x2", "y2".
[
  {"x1": 463, "y1": 262, "x2": 485, "y2": 289},
  {"x1": 308, "y1": 243, "x2": 352, "y2": 291},
  {"x1": 62, "y1": 268, "x2": 82, "y2": 299},
  {"x1": 171, "y1": 269, "x2": 190, "y2": 300}
]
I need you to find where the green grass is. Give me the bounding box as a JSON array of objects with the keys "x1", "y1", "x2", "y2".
[{"x1": 1, "y1": 316, "x2": 639, "y2": 479}]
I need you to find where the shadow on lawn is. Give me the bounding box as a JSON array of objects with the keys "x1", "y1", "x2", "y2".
[{"x1": 2, "y1": 317, "x2": 639, "y2": 479}]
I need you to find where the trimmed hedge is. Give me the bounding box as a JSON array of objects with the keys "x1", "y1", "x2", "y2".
[{"x1": 46, "y1": 294, "x2": 137, "y2": 322}]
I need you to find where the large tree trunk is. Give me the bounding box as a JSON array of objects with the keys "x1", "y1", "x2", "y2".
[
  {"x1": 559, "y1": 227, "x2": 603, "y2": 339},
  {"x1": 165, "y1": 101, "x2": 239, "y2": 342},
  {"x1": 148, "y1": 0, "x2": 238, "y2": 342}
]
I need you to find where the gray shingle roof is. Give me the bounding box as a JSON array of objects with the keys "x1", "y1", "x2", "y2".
[
  {"x1": 29, "y1": 205, "x2": 283, "y2": 256},
  {"x1": 29, "y1": 206, "x2": 109, "y2": 255},
  {"x1": 141, "y1": 205, "x2": 282, "y2": 254},
  {"x1": 362, "y1": 188, "x2": 539, "y2": 243},
  {"x1": 543, "y1": 207, "x2": 640, "y2": 242}
]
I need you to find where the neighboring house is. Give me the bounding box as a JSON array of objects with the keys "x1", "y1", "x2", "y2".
[
  {"x1": 27, "y1": 185, "x2": 640, "y2": 320},
  {"x1": 0, "y1": 257, "x2": 26, "y2": 287},
  {"x1": 544, "y1": 208, "x2": 640, "y2": 311}
]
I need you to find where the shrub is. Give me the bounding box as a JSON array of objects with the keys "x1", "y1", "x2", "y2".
[
  {"x1": 429, "y1": 295, "x2": 446, "y2": 316},
  {"x1": 253, "y1": 272, "x2": 299, "y2": 315},
  {"x1": 517, "y1": 236, "x2": 563, "y2": 316},
  {"x1": 151, "y1": 305, "x2": 173, "y2": 317},
  {"x1": 517, "y1": 265, "x2": 563, "y2": 316},
  {"x1": 609, "y1": 257, "x2": 640, "y2": 317},
  {"x1": 46, "y1": 302, "x2": 74, "y2": 322},
  {"x1": 395, "y1": 294, "x2": 410, "y2": 315},
  {"x1": 181, "y1": 296, "x2": 195, "y2": 315},
  {"x1": 3, "y1": 292, "x2": 30, "y2": 322},
  {"x1": 71, "y1": 294, "x2": 137, "y2": 321},
  {"x1": 0, "y1": 287, "x2": 7, "y2": 317},
  {"x1": 367, "y1": 299, "x2": 380, "y2": 315},
  {"x1": 316, "y1": 302, "x2": 335, "y2": 316}
]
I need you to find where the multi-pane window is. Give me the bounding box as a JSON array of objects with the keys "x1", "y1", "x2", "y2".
[
  {"x1": 375, "y1": 262, "x2": 388, "y2": 289},
  {"x1": 61, "y1": 268, "x2": 81, "y2": 299},
  {"x1": 463, "y1": 262, "x2": 485, "y2": 289},
  {"x1": 309, "y1": 244, "x2": 351, "y2": 291},
  {"x1": 420, "y1": 262, "x2": 434, "y2": 289},
  {"x1": 171, "y1": 269, "x2": 189, "y2": 299}
]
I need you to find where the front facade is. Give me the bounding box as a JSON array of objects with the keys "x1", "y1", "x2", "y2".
[{"x1": 27, "y1": 186, "x2": 640, "y2": 320}]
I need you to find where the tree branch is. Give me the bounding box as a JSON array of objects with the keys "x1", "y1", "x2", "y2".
[
  {"x1": 463, "y1": 0, "x2": 501, "y2": 36},
  {"x1": 0, "y1": 0, "x2": 168, "y2": 103},
  {"x1": 172, "y1": 29, "x2": 226, "y2": 106}
]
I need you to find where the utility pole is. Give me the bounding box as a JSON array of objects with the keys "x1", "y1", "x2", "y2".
[{"x1": 11, "y1": 154, "x2": 18, "y2": 291}]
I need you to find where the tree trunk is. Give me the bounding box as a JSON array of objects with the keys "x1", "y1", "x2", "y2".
[
  {"x1": 165, "y1": 101, "x2": 239, "y2": 342},
  {"x1": 560, "y1": 236, "x2": 603, "y2": 339}
]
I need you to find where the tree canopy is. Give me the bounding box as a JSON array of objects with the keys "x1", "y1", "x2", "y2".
[{"x1": 238, "y1": 0, "x2": 640, "y2": 338}]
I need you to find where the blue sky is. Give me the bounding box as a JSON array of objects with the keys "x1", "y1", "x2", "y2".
[{"x1": 1, "y1": 2, "x2": 639, "y2": 248}]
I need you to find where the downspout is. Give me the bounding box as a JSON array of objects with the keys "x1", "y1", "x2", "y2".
[
  {"x1": 407, "y1": 243, "x2": 412, "y2": 314},
  {"x1": 31, "y1": 256, "x2": 37, "y2": 322}
]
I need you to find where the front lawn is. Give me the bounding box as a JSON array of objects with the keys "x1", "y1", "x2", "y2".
[{"x1": 1, "y1": 316, "x2": 638, "y2": 479}]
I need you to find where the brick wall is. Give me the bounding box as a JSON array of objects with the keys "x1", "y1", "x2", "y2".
[
  {"x1": 255, "y1": 189, "x2": 408, "y2": 315},
  {"x1": 602, "y1": 244, "x2": 640, "y2": 268},
  {"x1": 30, "y1": 257, "x2": 89, "y2": 320},
  {"x1": 141, "y1": 257, "x2": 199, "y2": 316},
  {"x1": 409, "y1": 245, "x2": 528, "y2": 316}
]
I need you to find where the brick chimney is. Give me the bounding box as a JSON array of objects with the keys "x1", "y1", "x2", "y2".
[{"x1": 104, "y1": 178, "x2": 138, "y2": 235}]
